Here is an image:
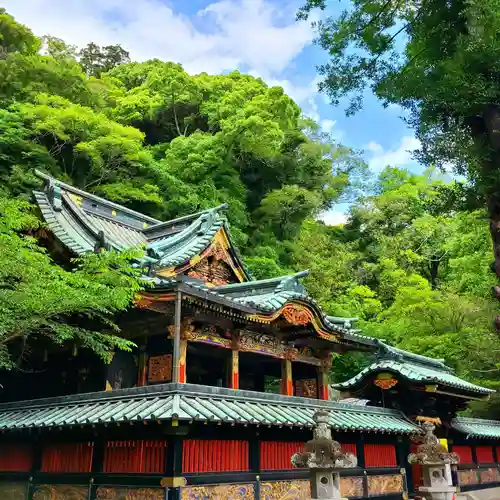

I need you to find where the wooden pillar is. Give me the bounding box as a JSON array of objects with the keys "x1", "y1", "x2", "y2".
[
  {"x1": 164, "y1": 433, "x2": 184, "y2": 500},
  {"x1": 179, "y1": 338, "x2": 187, "y2": 384},
  {"x1": 318, "y1": 355, "x2": 332, "y2": 400},
  {"x1": 231, "y1": 349, "x2": 239, "y2": 389},
  {"x1": 173, "y1": 289, "x2": 182, "y2": 383},
  {"x1": 281, "y1": 359, "x2": 293, "y2": 396},
  {"x1": 318, "y1": 368, "x2": 329, "y2": 400},
  {"x1": 137, "y1": 343, "x2": 148, "y2": 387},
  {"x1": 230, "y1": 331, "x2": 240, "y2": 390}
]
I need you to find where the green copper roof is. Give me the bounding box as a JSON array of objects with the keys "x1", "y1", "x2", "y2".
[
  {"x1": 33, "y1": 171, "x2": 252, "y2": 279},
  {"x1": 0, "y1": 384, "x2": 419, "y2": 435},
  {"x1": 451, "y1": 417, "x2": 500, "y2": 439},
  {"x1": 334, "y1": 342, "x2": 493, "y2": 396}
]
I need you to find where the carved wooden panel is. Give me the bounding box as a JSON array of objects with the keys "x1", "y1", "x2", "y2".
[
  {"x1": 480, "y1": 467, "x2": 500, "y2": 483},
  {"x1": 260, "y1": 480, "x2": 310, "y2": 499},
  {"x1": 33, "y1": 485, "x2": 88, "y2": 500},
  {"x1": 0, "y1": 483, "x2": 27, "y2": 500},
  {"x1": 340, "y1": 476, "x2": 364, "y2": 498},
  {"x1": 148, "y1": 354, "x2": 172, "y2": 383},
  {"x1": 187, "y1": 255, "x2": 235, "y2": 286},
  {"x1": 295, "y1": 379, "x2": 318, "y2": 398},
  {"x1": 96, "y1": 488, "x2": 164, "y2": 500},
  {"x1": 367, "y1": 474, "x2": 403, "y2": 496},
  {"x1": 181, "y1": 484, "x2": 254, "y2": 499},
  {"x1": 459, "y1": 469, "x2": 479, "y2": 486}
]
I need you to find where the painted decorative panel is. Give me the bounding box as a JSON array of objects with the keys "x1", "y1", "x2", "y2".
[
  {"x1": 367, "y1": 474, "x2": 403, "y2": 496},
  {"x1": 260, "y1": 480, "x2": 310, "y2": 500},
  {"x1": 340, "y1": 476, "x2": 364, "y2": 498},
  {"x1": 480, "y1": 468, "x2": 500, "y2": 483},
  {"x1": 459, "y1": 469, "x2": 479, "y2": 486},
  {"x1": 32, "y1": 485, "x2": 88, "y2": 500},
  {"x1": 181, "y1": 483, "x2": 254, "y2": 499},
  {"x1": 96, "y1": 488, "x2": 163, "y2": 500},
  {"x1": 0, "y1": 482, "x2": 27, "y2": 500},
  {"x1": 295, "y1": 379, "x2": 317, "y2": 398},
  {"x1": 148, "y1": 354, "x2": 172, "y2": 383}
]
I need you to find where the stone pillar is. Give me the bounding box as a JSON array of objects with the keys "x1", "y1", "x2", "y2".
[{"x1": 281, "y1": 359, "x2": 293, "y2": 396}]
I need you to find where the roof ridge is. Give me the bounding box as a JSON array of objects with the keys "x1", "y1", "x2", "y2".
[
  {"x1": 215, "y1": 270, "x2": 310, "y2": 292},
  {"x1": 143, "y1": 203, "x2": 228, "y2": 236},
  {"x1": 453, "y1": 416, "x2": 500, "y2": 425},
  {"x1": 35, "y1": 170, "x2": 161, "y2": 225},
  {"x1": 147, "y1": 208, "x2": 223, "y2": 259}
]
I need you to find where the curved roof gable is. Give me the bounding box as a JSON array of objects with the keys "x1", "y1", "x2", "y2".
[
  {"x1": 334, "y1": 341, "x2": 493, "y2": 396},
  {"x1": 33, "y1": 171, "x2": 251, "y2": 281}
]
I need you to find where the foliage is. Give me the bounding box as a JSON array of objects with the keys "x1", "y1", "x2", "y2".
[
  {"x1": 79, "y1": 42, "x2": 131, "y2": 77},
  {"x1": 299, "y1": 0, "x2": 500, "y2": 282},
  {"x1": 2, "y1": 9, "x2": 500, "y2": 418},
  {"x1": 0, "y1": 197, "x2": 144, "y2": 369}
]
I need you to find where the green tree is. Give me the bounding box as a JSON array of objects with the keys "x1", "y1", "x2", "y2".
[
  {"x1": 299, "y1": 0, "x2": 500, "y2": 281},
  {"x1": 0, "y1": 197, "x2": 144, "y2": 369},
  {"x1": 79, "y1": 42, "x2": 130, "y2": 77}
]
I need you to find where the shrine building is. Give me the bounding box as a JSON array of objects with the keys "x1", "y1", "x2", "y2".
[{"x1": 0, "y1": 171, "x2": 499, "y2": 499}]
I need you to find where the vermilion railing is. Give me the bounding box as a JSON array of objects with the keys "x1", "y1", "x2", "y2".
[
  {"x1": 41, "y1": 443, "x2": 93, "y2": 473},
  {"x1": 103, "y1": 440, "x2": 166, "y2": 473},
  {"x1": 364, "y1": 444, "x2": 397, "y2": 467},
  {"x1": 0, "y1": 444, "x2": 33, "y2": 472},
  {"x1": 182, "y1": 440, "x2": 249, "y2": 473}
]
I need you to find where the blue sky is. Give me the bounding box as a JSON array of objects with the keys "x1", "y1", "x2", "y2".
[{"x1": 3, "y1": 0, "x2": 421, "y2": 224}]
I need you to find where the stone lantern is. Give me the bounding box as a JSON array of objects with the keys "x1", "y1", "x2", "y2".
[
  {"x1": 408, "y1": 422, "x2": 459, "y2": 500},
  {"x1": 291, "y1": 409, "x2": 357, "y2": 500}
]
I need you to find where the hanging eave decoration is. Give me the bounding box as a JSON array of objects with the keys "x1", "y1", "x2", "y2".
[
  {"x1": 374, "y1": 372, "x2": 399, "y2": 390},
  {"x1": 247, "y1": 302, "x2": 340, "y2": 343}
]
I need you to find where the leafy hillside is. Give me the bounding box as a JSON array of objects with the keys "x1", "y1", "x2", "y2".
[{"x1": 1, "y1": 9, "x2": 499, "y2": 416}]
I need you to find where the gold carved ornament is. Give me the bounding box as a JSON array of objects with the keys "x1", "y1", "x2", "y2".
[
  {"x1": 374, "y1": 373, "x2": 398, "y2": 390},
  {"x1": 281, "y1": 303, "x2": 313, "y2": 326}
]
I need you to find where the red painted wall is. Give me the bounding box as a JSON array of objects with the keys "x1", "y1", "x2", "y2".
[{"x1": 182, "y1": 440, "x2": 249, "y2": 473}]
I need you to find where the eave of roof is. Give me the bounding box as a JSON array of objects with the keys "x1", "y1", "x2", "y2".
[
  {"x1": 33, "y1": 172, "x2": 252, "y2": 279},
  {"x1": 151, "y1": 276, "x2": 377, "y2": 346},
  {"x1": 0, "y1": 383, "x2": 420, "y2": 434},
  {"x1": 333, "y1": 359, "x2": 493, "y2": 396},
  {"x1": 451, "y1": 417, "x2": 500, "y2": 439}
]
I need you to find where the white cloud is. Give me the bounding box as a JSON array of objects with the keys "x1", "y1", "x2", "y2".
[
  {"x1": 319, "y1": 209, "x2": 348, "y2": 226},
  {"x1": 321, "y1": 119, "x2": 336, "y2": 133},
  {"x1": 2, "y1": 0, "x2": 315, "y2": 77},
  {"x1": 365, "y1": 136, "x2": 421, "y2": 172}
]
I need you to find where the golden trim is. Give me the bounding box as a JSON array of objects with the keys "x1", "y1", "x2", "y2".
[
  {"x1": 247, "y1": 301, "x2": 340, "y2": 343},
  {"x1": 157, "y1": 228, "x2": 247, "y2": 283},
  {"x1": 161, "y1": 477, "x2": 187, "y2": 488},
  {"x1": 416, "y1": 416, "x2": 442, "y2": 425}
]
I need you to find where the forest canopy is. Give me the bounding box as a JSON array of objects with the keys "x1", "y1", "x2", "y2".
[{"x1": 1, "y1": 9, "x2": 499, "y2": 416}]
